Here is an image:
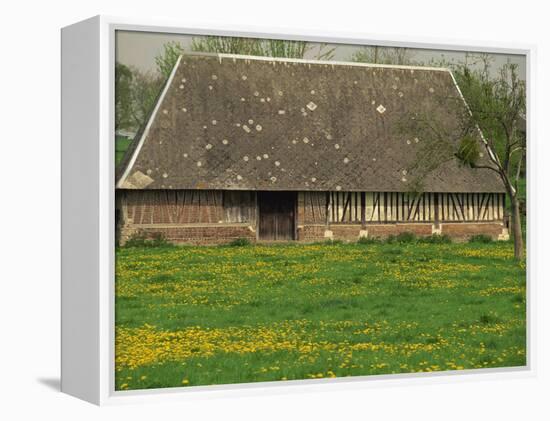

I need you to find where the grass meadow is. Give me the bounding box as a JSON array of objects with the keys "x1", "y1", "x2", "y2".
[{"x1": 114, "y1": 238, "x2": 526, "y2": 391}]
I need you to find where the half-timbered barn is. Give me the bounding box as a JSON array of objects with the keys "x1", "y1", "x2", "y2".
[{"x1": 116, "y1": 53, "x2": 509, "y2": 245}]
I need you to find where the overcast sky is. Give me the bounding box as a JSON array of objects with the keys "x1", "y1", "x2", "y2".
[{"x1": 116, "y1": 30, "x2": 526, "y2": 80}]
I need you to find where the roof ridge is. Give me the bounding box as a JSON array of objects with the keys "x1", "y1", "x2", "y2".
[{"x1": 182, "y1": 51, "x2": 451, "y2": 73}]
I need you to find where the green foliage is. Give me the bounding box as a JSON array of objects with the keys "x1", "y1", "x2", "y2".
[
  {"x1": 260, "y1": 39, "x2": 309, "y2": 58},
  {"x1": 124, "y1": 232, "x2": 172, "y2": 248},
  {"x1": 129, "y1": 69, "x2": 164, "y2": 129},
  {"x1": 359, "y1": 234, "x2": 451, "y2": 245},
  {"x1": 226, "y1": 238, "x2": 252, "y2": 247},
  {"x1": 315, "y1": 239, "x2": 344, "y2": 245},
  {"x1": 453, "y1": 61, "x2": 526, "y2": 180},
  {"x1": 469, "y1": 235, "x2": 494, "y2": 244},
  {"x1": 352, "y1": 46, "x2": 413, "y2": 65},
  {"x1": 191, "y1": 36, "x2": 334, "y2": 60},
  {"x1": 115, "y1": 136, "x2": 132, "y2": 166},
  {"x1": 311, "y1": 239, "x2": 345, "y2": 246},
  {"x1": 155, "y1": 41, "x2": 184, "y2": 79},
  {"x1": 191, "y1": 36, "x2": 264, "y2": 56},
  {"x1": 420, "y1": 234, "x2": 452, "y2": 244},
  {"x1": 456, "y1": 135, "x2": 482, "y2": 167},
  {"x1": 516, "y1": 177, "x2": 526, "y2": 223},
  {"x1": 386, "y1": 232, "x2": 417, "y2": 244},
  {"x1": 357, "y1": 236, "x2": 382, "y2": 245},
  {"x1": 115, "y1": 63, "x2": 134, "y2": 131},
  {"x1": 113, "y1": 62, "x2": 165, "y2": 135},
  {"x1": 517, "y1": 177, "x2": 526, "y2": 205}
]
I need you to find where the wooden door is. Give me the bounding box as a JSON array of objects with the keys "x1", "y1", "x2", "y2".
[{"x1": 258, "y1": 191, "x2": 296, "y2": 240}]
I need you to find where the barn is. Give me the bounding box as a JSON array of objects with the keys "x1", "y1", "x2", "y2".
[{"x1": 115, "y1": 53, "x2": 509, "y2": 245}]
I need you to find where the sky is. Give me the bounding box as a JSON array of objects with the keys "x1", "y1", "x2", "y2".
[{"x1": 116, "y1": 30, "x2": 526, "y2": 80}]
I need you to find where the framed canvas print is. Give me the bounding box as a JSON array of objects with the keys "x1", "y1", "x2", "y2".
[{"x1": 61, "y1": 16, "x2": 532, "y2": 405}]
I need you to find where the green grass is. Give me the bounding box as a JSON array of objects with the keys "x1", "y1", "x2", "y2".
[{"x1": 115, "y1": 241, "x2": 526, "y2": 391}]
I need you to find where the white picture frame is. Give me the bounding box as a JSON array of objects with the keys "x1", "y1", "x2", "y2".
[{"x1": 61, "y1": 15, "x2": 535, "y2": 405}]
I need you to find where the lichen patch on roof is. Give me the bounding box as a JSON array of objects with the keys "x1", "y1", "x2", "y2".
[{"x1": 117, "y1": 53, "x2": 504, "y2": 193}]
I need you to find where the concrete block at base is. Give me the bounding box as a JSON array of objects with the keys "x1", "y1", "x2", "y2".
[
  {"x1": 498, "y1": 228, "x2": 510, "y2": 241},
  {"x1": 359, "y1": 230, "x2": 368, "y2": 238},
  {"x1": 431, "y1": 224, "x2": 442, "y2": 235}
]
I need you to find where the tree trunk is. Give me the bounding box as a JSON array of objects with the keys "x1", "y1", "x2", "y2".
[{"x1": 510, "y1": 196, "x2": 524, "y2": 260}]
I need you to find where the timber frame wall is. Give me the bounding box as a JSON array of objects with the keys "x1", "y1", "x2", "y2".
[
  {"x1": 116, "y1": 190, "x2": 509, "y2": 244},
  {"x1": 299, "y1": 192, "x2": 506, "y2": 225}
]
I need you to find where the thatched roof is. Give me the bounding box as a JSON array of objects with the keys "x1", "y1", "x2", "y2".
[{"x1": 117, "y1": 53, "x2": 504, "y2": 193}]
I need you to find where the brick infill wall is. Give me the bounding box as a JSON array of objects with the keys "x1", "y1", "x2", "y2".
[
  {"x1": 120, "y1": 222, "x2": 256, "y2": 245},
  {"x1": 297, "y1": 222, "x2": 508, "y2": 243},
  {"x1": 119, "y1": 222, "x2": 508, "y2": 246}
]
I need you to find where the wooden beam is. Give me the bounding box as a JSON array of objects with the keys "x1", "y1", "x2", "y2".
[
  {"x1": 434, "y1": 193, "x2": 440, "y2": 227},
  {"x1": 360, "y1": 192, "x2": 366, "y2": 228},
  {"x1": 325, "y1": 191, "x2": 331, "y2": 229}
]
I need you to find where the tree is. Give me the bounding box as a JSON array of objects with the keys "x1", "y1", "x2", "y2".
[
  {"x1": 398, "y1": 60, "x2": 526, "y2": 260},
  {"x1": 155, "y1": 41, "x2": 184, "y2": 79},
  {"x1": 115, "y1": 63, "x2": 134, "y2": 131},
  {"x1": 351, "y1": 46, "x2": 414, "y2": 65},
  {"x1": 262, "y1": 39, "x2": 309, "y2": 58},
  {"x1": 191, "y1": 36, "x2": 263, "y2": 55},
  {"x1": 454, "y1": 62, "x2": 526, "y2": 260},
  {"x1": 191, "y1": 36, "x2": 335, "y2": 60},
  {"x1": 129, "y1": 69, "x2": 164, "y2": 130}
]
